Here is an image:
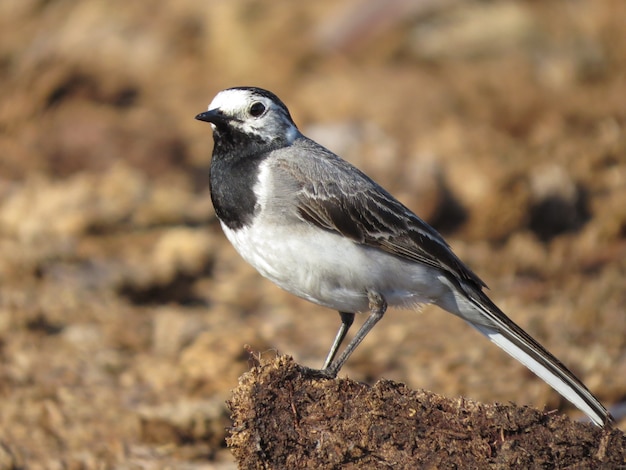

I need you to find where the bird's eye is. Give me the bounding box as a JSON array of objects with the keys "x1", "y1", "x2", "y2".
[{"x1": 249, "y1": 102, "x2": 266, "y2": 117}]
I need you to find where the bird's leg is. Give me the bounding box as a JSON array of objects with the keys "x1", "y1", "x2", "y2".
[
  {"x1": 322, "y1": 311, "x2": 355, "y2": 370},
  {"x1": 322, "y1": 291, "x2": 387, "y2": 378}
]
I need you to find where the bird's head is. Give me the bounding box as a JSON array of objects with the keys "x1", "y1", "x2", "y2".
[{"x1": 196, "y1": 87, "x2": 299, "y2": 146}]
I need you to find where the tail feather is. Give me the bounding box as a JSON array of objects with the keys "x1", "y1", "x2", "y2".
[{"x1": 466, "y1": 291, "x2": 613, "y2": 427}]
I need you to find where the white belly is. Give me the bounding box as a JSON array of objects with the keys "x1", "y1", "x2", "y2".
[{"x1": 221, "y1": 220, "x2": 446, "y2": 313}]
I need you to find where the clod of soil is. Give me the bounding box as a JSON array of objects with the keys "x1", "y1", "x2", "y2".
[{"x1": 228, "y1": 356, "x2": 626, "y2": 469}]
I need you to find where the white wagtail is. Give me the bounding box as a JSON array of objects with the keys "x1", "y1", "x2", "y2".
[{"x1": 196, "y1": 86, "x2": 613, "y2": 427}]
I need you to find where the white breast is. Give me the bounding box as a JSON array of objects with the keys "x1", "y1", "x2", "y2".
[{"x1": 221, "y1": 217, "x2": 446, "y2": 313}]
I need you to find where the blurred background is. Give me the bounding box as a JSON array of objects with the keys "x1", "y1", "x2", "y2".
[{"x1": 0, "y1": 0, "x2": 625, "y2": 467}]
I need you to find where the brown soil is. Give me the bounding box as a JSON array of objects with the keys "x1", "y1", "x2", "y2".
[
  {"x1": 228, "y1": 356, "x2": 626, "y2": 469},
  {"x1": 0, "y1": 1, "x2": 625, "y2": 468}
]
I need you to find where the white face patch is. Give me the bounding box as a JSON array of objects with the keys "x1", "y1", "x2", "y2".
[
  {"x1": 206, "y1": 89, "x2": 299, "y2": 144},
  {"x1": 208, "y1": 89, "x2": 258, "y2": 115}
]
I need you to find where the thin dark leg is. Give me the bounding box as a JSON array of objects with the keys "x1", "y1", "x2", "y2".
[
  {"x1": 322, "y1": 311, "x2": 355, "y2": 370},
  {"x1": 322, "y1": 291, "x2": 387, "y2": 378}
]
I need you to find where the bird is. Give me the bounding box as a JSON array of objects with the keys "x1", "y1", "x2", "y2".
[{"x1": 195, "y1": 86, "x2": 614, "y2": 427}]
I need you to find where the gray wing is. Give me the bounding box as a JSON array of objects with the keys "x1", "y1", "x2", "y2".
[{"x1": 275, "y1": 138, "x2": 486, "y2": 290}]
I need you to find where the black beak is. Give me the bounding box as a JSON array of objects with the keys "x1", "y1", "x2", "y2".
[{"x1": 195, "y1": 109, "x2": 228, "y2": 124}]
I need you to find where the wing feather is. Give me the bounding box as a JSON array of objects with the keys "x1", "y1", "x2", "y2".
[{"x1": 274, "y1": 138, "x2": 486, "y2": 289}]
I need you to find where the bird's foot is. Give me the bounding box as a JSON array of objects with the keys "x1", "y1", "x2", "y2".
[{"x1": 299, "y1": 364, "x2": 338, "y2": 380}]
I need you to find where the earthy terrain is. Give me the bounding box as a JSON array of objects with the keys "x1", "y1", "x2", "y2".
[
  {"x1": 0, "y1": 0, "x2": 625, "y2": 468},
  {"x1": 228, "y1": 357, "x2": 626, "y2": 468}
]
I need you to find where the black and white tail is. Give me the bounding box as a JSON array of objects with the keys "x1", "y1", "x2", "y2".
[{"x1": 465, "y1": 289, "x2": 613, "y2": 427}]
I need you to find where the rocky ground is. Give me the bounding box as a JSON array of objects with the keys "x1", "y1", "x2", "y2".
[{"x1": 0, "y1": 0, "x2": 625, "y2": 468}]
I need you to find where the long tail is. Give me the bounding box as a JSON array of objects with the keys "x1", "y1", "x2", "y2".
[{"x1": 463, "y1": 289, "x2": 614, "y2": 427}]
